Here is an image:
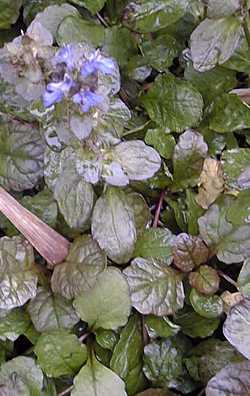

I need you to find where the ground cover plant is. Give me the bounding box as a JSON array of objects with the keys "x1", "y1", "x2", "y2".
[{"x1": 0, "y1": 0, "x2": 250, "y2": 395}]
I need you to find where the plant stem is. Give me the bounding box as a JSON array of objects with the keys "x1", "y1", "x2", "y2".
[
  {"x1": 57, "y1": 385, "x2": 74, "y2": 396},
  {"x1": 97, "y1": 12, "x2": 109, "y2": 27},
  {"x1": 217, "y1": 270, "x2": 239, "y2": 290},
  {"x1": 0, "y1": 187, "x2": 70, "y2": 266},
  {"x1": 153, "y1": 190, "x2": 165, "y2": 228},
  {"x1": 79, "y1": 332, "x2": 90, "y2": 342}
]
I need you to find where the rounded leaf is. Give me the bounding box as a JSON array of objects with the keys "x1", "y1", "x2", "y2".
[
  {"x1": 189, "y1": 288, "x2": 223, "y2": 318},
  {"x1": 189, "y1": 265, "x2": 220, "y2": 295}
]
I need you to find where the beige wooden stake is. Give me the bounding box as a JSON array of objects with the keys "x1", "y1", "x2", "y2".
[{"x1": 0, "y1": 187, "x2": 70, "y2": 266}]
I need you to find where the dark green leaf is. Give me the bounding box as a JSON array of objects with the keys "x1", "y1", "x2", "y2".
[
  {"x1": 145, "y1": 128, "x2": 176, "y2": 160},
  {"x1": 73, "y1": 267, "x2": 131, "y2": 330},
  {"x1": 35, "y1": 330, "x2": 87, "y2": 377},
  {"x1": 145, "y1": 315, "x2": 180, "y2": 339},
  {"x1": 189, "y1": 288, "x2": 223, "y2": 318},
  {"x1": 124, "y1": 257, "x2": 184, "y2": 315},
  {"x1": 110, "y1": 314, "x2": 145, "y2": 395},
  {"x1": 175, "y1": 309, "x2": 220, "y2": 338},
  {"x1": 71, "y1": 0, "x2": 107, "y2": 14},
  {"x1": 142, "y1": 75, "x2": 203, "y2": 133},
  {"x1": 0, "y1": 308, "x2": 30, "y2": 341},
  {"x1": 0, "y1": 0, "x2": 23, "y2": 29},
  {"x1": 95, "y1": 329, "x2": 118, "y2": 351}
]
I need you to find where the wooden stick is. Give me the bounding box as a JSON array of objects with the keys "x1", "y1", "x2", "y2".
[{"x1": 0, "y1": 187, "x2": 70, "y2": 266}]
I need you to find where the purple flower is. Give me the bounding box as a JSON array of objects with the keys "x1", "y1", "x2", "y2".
[
  {"x1": 81, "y1": 51, "x2": 115, "y2": 78},
  {"x1": 53, "y1": 45, "x2": 77, "y2": 70},
  {"x1": 43, "y1": 74, "x2": 73, "y2": 107},
  {"x1": 72, "y1": 89, "x2": 104, "y2": 112}
]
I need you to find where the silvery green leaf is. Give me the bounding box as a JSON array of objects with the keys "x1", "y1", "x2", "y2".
[
  {"x1": 103, "y1": 161, "x2": 129, "y2": 187},
  {"x1": 124, "y1": 258, "x2": 184, "y2": 316},
  {"x1": 28, "y1": 287, "x2": 79, "y2": 332},
  {"x1": 0, "y1": 115, "x2": 45, "y2": 192},
  {"x1": 0, "y1": 237, "x2": 37, "y2": 310},
  {"x1": 73, "y1": 267, "x2": 131, "y2": 330},
  {"x1": 71, "y1": 0, "x2": 107, "y2": 15},
  {"x1": 0, "y1": 356, "x2": 44, "y2": 395},
  {"x1": 206, "y1": 361, "x2": 250, "y2": 396},
  {"x1": 207, "y1": 0, "x2": 241, "y2": 19},
  {"x1": 70, "y1": 114, "x2": 94, "y2": 141},
  {"x1": 237, "y1": 258, "x2": 250, "y2": 296},
  {"x1": 190, "y1": 17, "x2": 243, "y2": 72},
  {"x1": 54, "y1": 167, "x2": 94, "y2": 230},
  {"x1": 33, "y1": 4, "x2": 79, "y2": 38},
  {"x1": 222, "y1": 148, "x2": 250, "y2": 190},
  {"x1": 26, "y1": 19, "x2": 53, "y2": 46},
  {"x1": 223, "y1": 298, "x2": 250, "y2": 359},
  {"x1": 51, "y1": 235, "x2": 107, "y2": 299},
  {"x1": 113, "y1": 140, "x2": 161, "y2": 181},
  {"x1": 127, "y1": 192, "x2": 151, "y2": 236},
  {"x1": 72, "y1": 355, "x2": 127, "y2": 396},
  {"x1": 91, "y1": 188, "x2": 137, "y2": 264}
]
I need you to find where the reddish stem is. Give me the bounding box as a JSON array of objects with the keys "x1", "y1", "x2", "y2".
[{"x1": 153, "y1": 190, "x2": 165, "y2": 228}]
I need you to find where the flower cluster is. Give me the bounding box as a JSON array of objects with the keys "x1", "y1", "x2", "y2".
[{"x1": 43, "y1": 44, "x2": 117, "y2": 114}]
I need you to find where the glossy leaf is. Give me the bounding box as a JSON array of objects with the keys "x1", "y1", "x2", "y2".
[
  {"x1": 51, "y1": 235, "x2": 106, "y2": 299},
  {"x1": 145, "y1": 315, "x2": 180, "y2": 339},
  {"x1": 237, "y1": 258, "x2": 250, "y2": 296},
  {"x1": 189, "y1": 288, "x2": 223, "y2": 318},
  {"x1": 124, "y1": 257, "x2": 184, "y2": 316},
  {"x1": 175, "y1": 309, "x2": 220, "y2": 338},
  {"x1": 145, "y1": 128, "x2": 176, "y2": 159},
  {"x1": 173, "y1": 233, "x2": 209, "y2": 272},
  {"x1": 189, "y1": 265, "x2": 220, "y2": 296},
  {"x1": 0, "y1": 308, "x2": 30, "y2": 341},
  {"x1": 222, "y1": 149, "x2": 250, "y2": 191}
]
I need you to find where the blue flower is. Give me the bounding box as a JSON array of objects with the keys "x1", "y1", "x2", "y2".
[
  {"x1": 43, "y1": 74, "x2": 73, "y2": 107},
  {"x1": 53, "y1": 45, "x2": 77, "y2": 70},
  {"x1": 81, "y1": 51, "x2": 115, "y2": 78},
  {"x1": 72, "y1": 90, "x2": 104, "y2": 112}
]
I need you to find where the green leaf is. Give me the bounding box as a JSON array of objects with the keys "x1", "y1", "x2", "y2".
[
  {"x1": 184, "y1": 339, "x2": 242, "y2": 384},
  {"x1": 95, "y1": 329, "x2": 118, "y2": 351},
  {"x1": 207, "y1": 0, "x2": 241, "y2": 18},
  {"x1": 189, "y1": 288, "x2": 223, "y2": 319},
  {"x1": 134, "y1": 228, "x2": 175, "y2": 264},
  {"x1": 33, "y1": 4, "x2": 79, "y2": 38},
  {"x1": 0, "y1": 308, "x2": 30, "y2": 341},
  {"x1": 28, "y1": 287, "x2": 79, "y2": 332},
  {"x1": 54, "y1": 167, "x2": 94, "y2": 230},
  {"x1": 71, "y1": 0, "x2": 107, "y2": 14},
  {"x1": 175, "y1": 309, "x2": 220, "y2": 338},
  {"x1": 56, "y1": 15, "x2": 105, "y2": 47},
  {"x1": 51, "y1": 235, "x2": 106, "y2": 299},
  {"x1": 103, "y1": 27, "x2": 137, "y2": 68},
  {"x1": 124, "y1": 258, "x2": 184, "y2": 316},
  {"x1": 91, "y1": 188, "x2": 137, "y2": 264},
  {"x1": 208, "y1": 94, "x2": 250, "y2": 133},
  {"x1": 223, "y1": 298, "x2": 250, "y2": 359},
  {"x1": 0, "y1": 236, "x2": 37, "y2": 310},
  {"x1": 206, "y1": 361, "x2": 250, "y2": 396},
  {"x1": 145, "y1": 128, "x2": 176, "y2": 160},
  {"x1": 110, "y1": 314, "x2": 145, "y2": 395},
  {"x1": 172, "y1": 233, "x2": 209, "y2": 272},
  {"x1": 0, "y1": 115, "x2": 45, "y2": 191},
  {"x1": 190, "y1": 16, "x2": 242, "y2": 72},
  {"x1": 224, "y1": 39, "x2": 250, "y2": 73},
  {"x1": 73, "y1": 267, "x2": 131, "y2": 330},
  {"x1": 35, "y1": 330, "x2": 87, "y2": 377},
  {"x1": 173, "y1": 129, "x2": 208, "y2": 189},
  {"x1": 184, "y1": 64, "x2": 237, "y2": 106},
  {"x1": 136, "y1": 390, "x2": 177, "y2": 396},
  {"x1": 144, "y1": 315, "x2": 180, "y2": 339},
  {"x1": 0, "y1": 0, "x2": 23, "y2": 29},
  {"x1": 142, "y1": 75, "x2": 203, "y2": 133},
  {"x1": 72, "y1": 355, "x2": 127, "y2": 396},
  {"x1": 143, "y1": 337, "x2": 186, "y2": 387},
  {"x1": 123, "y1": 0, "x2": 188, "y2": 33},
  {"x1": 0, "y1": 356, "x2": 44, "y2": 395},
  {"x1": 140, "y1": 33, "x2": 182, "y2": 71},
  {"x1": 237, "y1": 258, "x2": 250, "y2": 296},
  {"x1": 222, "y1": 149, "x2": 250, "y2": 190},
  {"x1": 198, "y1": 196, "x2": 250, "y2": 264},
  {"x1": 126, "y1": 191, "x2": 151, "y2": 237},
  {"x1": 113, "y1": 140, "x2": 161, "y2": 181},
  {"x1": 189, "y1": 265, "x2": 220, "y2": 296},
  {"x1": 21, "y1": 189, "x2": 58, "y2": 228}
]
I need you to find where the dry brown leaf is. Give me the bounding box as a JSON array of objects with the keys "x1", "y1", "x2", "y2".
[{"x1": 196, "y1": 158, "x2": 224, "y2": 209}]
